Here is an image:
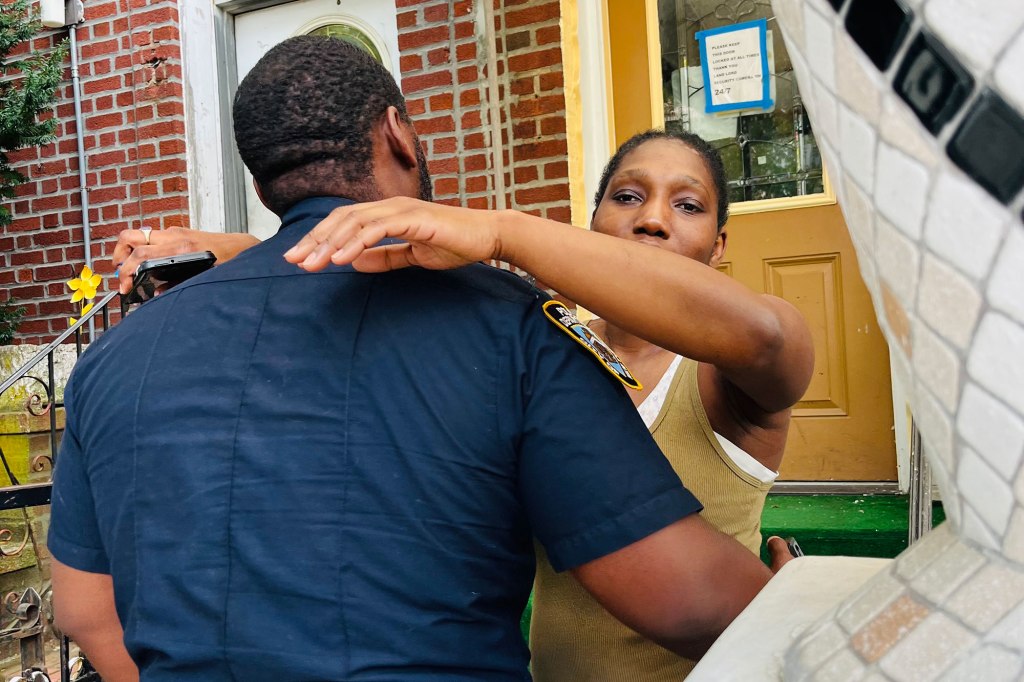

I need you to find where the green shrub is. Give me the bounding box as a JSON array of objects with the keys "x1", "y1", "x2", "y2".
[
  {"x1": 0, "y1": 298, "x2": 26, "y2": 344},
  {"x1": 1, "y1": 0, "x2": 68, "y2": 226}
]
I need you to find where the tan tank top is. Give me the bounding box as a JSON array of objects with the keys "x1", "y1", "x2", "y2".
[{"x1": 529, "y1": 358, "x2": 773, "y2": 681}]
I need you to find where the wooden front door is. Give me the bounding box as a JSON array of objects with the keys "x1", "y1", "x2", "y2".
[
  {"x1": 724, "y1": 205, "x2": 896, "y2": 480},
  {"x1": 603, "y1": 0, "x2": 896, "y2": 481}
]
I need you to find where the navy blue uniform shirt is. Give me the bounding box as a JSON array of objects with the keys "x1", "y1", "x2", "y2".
[{"x1": 49, "y1": 197, "x2": 702, "y2": 680}]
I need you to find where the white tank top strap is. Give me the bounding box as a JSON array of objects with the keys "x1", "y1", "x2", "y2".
[
  {"x1": 712, "y1": 430, "x2": 779, "y2": 484},
  {"x1": 637, "y1": 354, "x2": 684, "y2": 428}
]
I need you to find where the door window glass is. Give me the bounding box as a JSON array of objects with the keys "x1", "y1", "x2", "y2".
[
  {"x1": 307, "y1": 23, "x2": 383, "y2": 63},
  {"x1": 657, "y1": 0, "x2": 825, "y2": 203}
]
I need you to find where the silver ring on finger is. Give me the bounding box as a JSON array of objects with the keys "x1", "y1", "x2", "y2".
[{"x1": 140, "y1": 227, "x2": 152, "y2": 245}]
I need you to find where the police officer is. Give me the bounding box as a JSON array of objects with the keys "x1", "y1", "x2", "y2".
[{"x1": 50, "y1": 36, "x2": 782, "y2": 681}]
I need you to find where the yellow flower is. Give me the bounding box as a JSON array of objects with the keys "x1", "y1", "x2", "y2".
[
  {"x1": 69, "y1": 302, "x2": 94, "y2": 326},
  {"x1": 67, "y1": 266, "x2": 101, "y2": 327},
  {"x1": 67, "y1": 265, "x2": 101, "y2": 303}
]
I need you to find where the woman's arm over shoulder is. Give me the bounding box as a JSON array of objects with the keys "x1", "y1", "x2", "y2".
[
  {"x1": 282, "y1": 197, "x2": 814, "y2": 414},
  {"x1": 496, "y1": 211, "x2": 814, "y2": 414}
]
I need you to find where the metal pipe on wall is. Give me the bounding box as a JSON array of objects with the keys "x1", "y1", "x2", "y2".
[
  {"x1": 68, "y1": 26, "x2": 91, "y2": 273},
  {"x1": 67, "y1": 12, "x2": 95, "y2": 340}
]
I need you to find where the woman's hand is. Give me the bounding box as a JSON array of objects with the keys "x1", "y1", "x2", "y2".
[
  {"x1": 112, "y1": 227, "x2": 259, "y2": 294},
  {"x1": 284, "y1": 197, "x2": 504, "y2": 273}
]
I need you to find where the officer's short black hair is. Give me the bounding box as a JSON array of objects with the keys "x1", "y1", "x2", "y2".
[
  {"x1": 593, "y1": 129, "x2": 730, "y2": 232},
  {"x1": 232, "y1": 35, "x2": 411, "y2": 214}
]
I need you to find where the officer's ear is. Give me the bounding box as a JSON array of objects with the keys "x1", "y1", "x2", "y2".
[
  {"x1": 373, "y1": 106, "x2": 424, "y2": 200},
  {"x1": 252, "y1": 177, "x2": 270, "y2": 211}
]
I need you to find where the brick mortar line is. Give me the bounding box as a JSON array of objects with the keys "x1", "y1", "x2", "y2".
[
  {"x1": 79, "y1": 76, "x2": 186, "y2": 89},
  {"x1": 392, "y1": 38, "x2": 478, "y2": 59},
  {"x1": 406, "y1": 83, "x2": 461, "y2": 99},
  {"x1": 508, "y1": 68, "x2": 564, "y2": 79},
  {"x1": 460, "y1": 189, "x2": 568, "y2": 202},
  {"x1": 508, "y1": 176, "x2": 569, "y2": 189}
]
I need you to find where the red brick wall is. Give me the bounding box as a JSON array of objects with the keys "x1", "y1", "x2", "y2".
[
  {"x1": 2, "y1": 0, "x2": 188, "y2": 343},
  {"x1": 396, "y1": 0, "x2": 571, "y2": 222},
  {"x1": 496, "y1": 0, "x2": 570, "y2": 223},
  {"x1": 397, "y1": 0, "x2": 492, "y2": 209}
]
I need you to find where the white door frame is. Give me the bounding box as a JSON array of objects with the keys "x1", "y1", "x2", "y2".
[
  {"x1": 182, "y1": 0, "x2": 397, "y2": 235},
  {"x1": 215, "y1": 0, "x2": 296, "y2": 235},
  {"x1": 181, "y1": 0, "x2": 287, "y2": 234}
]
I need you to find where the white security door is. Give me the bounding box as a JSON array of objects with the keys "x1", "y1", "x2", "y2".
[{"x1": 232, "y1": 0, "x2": 400, "y2": 239}]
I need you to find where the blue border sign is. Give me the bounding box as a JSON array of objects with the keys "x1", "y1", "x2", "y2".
[{"x1": 696, "y1": 18, "x2": 773, "y2": 114}]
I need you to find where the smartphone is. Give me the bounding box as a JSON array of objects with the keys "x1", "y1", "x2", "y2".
[
  {"x1": 785, "y1": 536, "x2": 805, "y2": 558},
  {"x1": 124, "y1": 251, "x2": 217, "y2": 304}
]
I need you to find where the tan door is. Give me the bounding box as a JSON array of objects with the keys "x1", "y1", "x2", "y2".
[
  {"x1": 724, "y1": 205, "x2": 896, "y2": 480},
  {"x1": 603, "y1": 0, "x2": 896, "y2": 481}
]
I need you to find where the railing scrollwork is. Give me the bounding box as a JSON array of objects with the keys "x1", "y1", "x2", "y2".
[
  {"x1": 21, "y1": 379, "x2": 55, "y2": 420},
  {"x1": 0, "y1": 291, "x2": 122, "y2": 681},
  {"x1": 0, "y1": 530, "x2": 30, "y2": 561}
]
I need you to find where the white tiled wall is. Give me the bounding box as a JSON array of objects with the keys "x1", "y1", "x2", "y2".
[
  {"x1": 957, "y1": 385, "x2": 1024, "y2": 480},
  {"x1": 923, "y1": 0, "x2": 1024, "y2": 73},
  {"x1": 917, "y1": 255, "x2": 981, "y2": 351},
  {"x1": 994, "y1": 30, "x2": 1024, "y2": 113},
  {"x1": 875, "y1": 144, "x2": 929, "y2": 240},
  {"x1": 988, "y1": 228, "x2": 1024, "y2": 325},
  {"x1": 773, "y1": 0, "x2": 1024, "y2": 677},
  {"x1": 922, "y1": 173, "x2": 1007, "y2": 282}
]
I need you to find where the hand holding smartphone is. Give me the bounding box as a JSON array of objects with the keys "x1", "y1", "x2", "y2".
[{"x1": 124, "y1": 251, "x2": 217, "y2": 304}]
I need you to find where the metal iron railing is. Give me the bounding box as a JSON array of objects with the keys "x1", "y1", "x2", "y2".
[{"x1": 0, "y1": 291, "x2": 122, "y2": 682}]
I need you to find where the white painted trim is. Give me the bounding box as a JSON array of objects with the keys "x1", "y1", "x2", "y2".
[
  {"x1": 180, "y1": 0, "x2": 228, "y2": 232},
  {"x1": 577, "y1": 0, "x2": 611, "y2": 222}
]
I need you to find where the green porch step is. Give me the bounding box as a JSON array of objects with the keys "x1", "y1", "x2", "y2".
[{"x1": 759, "y1": 493, "x2": 946, "y2": 563}]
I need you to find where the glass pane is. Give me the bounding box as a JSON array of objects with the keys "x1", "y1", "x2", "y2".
[
  {"x1": 657, "y1": 0, "x2": 825, "y2": 203},
  {"x1": 307, "y1": 24, "x2": 383, "y2": 64}
]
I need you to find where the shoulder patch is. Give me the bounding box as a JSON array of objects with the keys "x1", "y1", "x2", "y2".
[{"x1": 542, "y1": 299, "x2": 642, "y2": 390}]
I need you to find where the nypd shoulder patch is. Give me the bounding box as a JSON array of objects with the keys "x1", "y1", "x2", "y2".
[{"x1": 541, "y1": 299, "x2": 642, "y2": 391}]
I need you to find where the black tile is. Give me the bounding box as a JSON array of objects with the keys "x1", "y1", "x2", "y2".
[
  {"x1": 845, "y1": 0, "x2": 913, "y2": 71},
  {"x1": 896, "y1": 31, "x2": 973, "y2": 134},
  {"x1": 947, "y1": 90, "x2": 1024, "y2": 205}
]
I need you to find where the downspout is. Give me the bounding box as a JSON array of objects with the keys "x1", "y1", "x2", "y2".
[
  {"x1": 44, "y1": 0, "x2": 90, "y2": 269},
  {"x1": 63, "y1": 2, "x2": 93, "y2": 337},
  {"x1": 68, "y1": 25, "x2": 91, "y2": 274}
]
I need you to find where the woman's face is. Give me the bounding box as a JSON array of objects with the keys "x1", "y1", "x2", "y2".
[{"x1": 592, "y1": 138, "x2": 725, "y2": 266}]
